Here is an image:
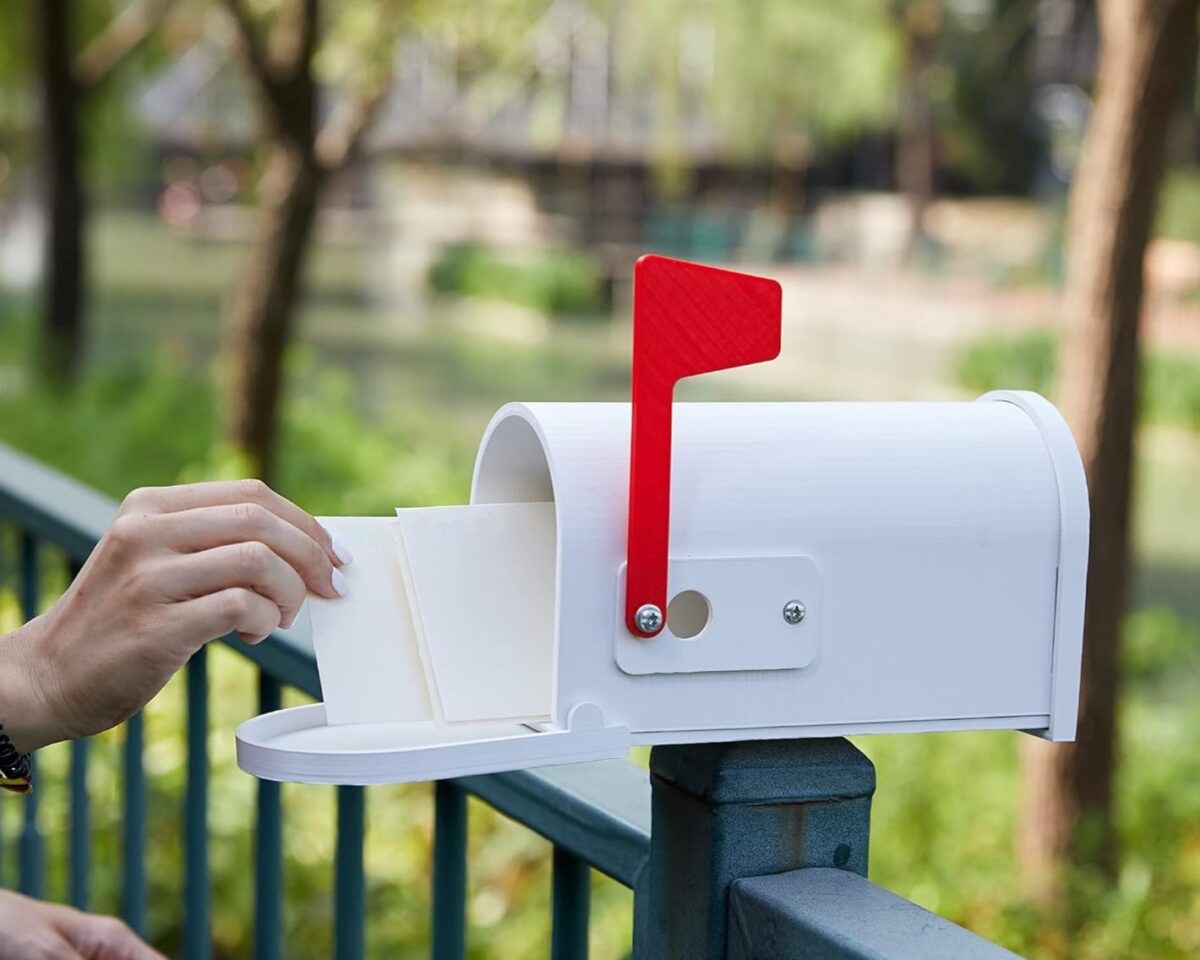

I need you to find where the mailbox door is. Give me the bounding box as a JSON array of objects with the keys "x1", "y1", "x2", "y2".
[{"x1": 236, "y1": 704, "x2": 630, "y2": 785}]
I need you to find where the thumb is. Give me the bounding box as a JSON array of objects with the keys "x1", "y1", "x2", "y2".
[{"x1": 53, "y1": 911, "x2": 167, "y2": 960}]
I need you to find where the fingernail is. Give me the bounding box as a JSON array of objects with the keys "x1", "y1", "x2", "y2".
[
  {"x1": 331, "y1": 568, "x2": 348, "y2": 597},
  {"x1": 330, "y1": 535, "x2": 354, "y2": 566}
]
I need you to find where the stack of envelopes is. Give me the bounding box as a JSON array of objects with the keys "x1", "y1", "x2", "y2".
[{"x1": 310, "y1": 504, "x2": 556, "y2": 729}]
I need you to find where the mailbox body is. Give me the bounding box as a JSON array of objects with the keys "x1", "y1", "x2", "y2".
[
  {"x1": 472, "y1": 391, "x2": 1087, "y2": 744},
  {"x1": 235, "y1": 390, "x2": 1088, "y2": 785}
]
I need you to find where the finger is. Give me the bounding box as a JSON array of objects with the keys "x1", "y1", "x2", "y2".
[
  {"x1": 124, "y1": 480, "x2": 349, "y2": 567},
  {"x1": 33, "y1": 934, "x2": 86, "y2": 960},
  {"x1": 175, "y1": 587, "x2": 282, "y2": 645},
  {"x1": 152, "y1": 503, "x2": 338, "y2": 598},
  {"x1": 55, "y1": 910, "x2": 167, "y2": 960},
  {"x1": 161, "y1": 542, "x2": 315, "y2": 622}
]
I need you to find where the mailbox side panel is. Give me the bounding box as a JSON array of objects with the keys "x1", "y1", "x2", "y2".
[{"x1": 473, "y1": 400, "x2": 1070, "y2": 740}]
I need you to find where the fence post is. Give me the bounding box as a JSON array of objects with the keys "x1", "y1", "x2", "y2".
[{"x1": 632, "y1": 737, "x2": 875, "y2": 960}]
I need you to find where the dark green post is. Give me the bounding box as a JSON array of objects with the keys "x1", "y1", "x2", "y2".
[{"x1": 633, "y1": 738, "x2": 875, "y2": 960}]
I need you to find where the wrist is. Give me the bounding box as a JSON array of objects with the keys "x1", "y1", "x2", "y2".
[{"x1": 0, "y1": 614, "x2": 71, "y2": 754}]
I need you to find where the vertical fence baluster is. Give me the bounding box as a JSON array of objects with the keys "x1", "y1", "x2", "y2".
[
  {"x1": 334, "y1": 786, "x2": 365, "y2": 960},
  {"x1": 17, "y1": 531, "x2": 43, "y2": 898},
  {"x1": 551, "y1": 847, "x2": 590, "y2": 960},
  {"x1": 69, "y1": 738, "x2": 90, "y2": 908},
  {"x1": 431, "y1": 781, "x2": 467, "y2": 960},
  {"x1": 18, "y1": 756, "x2": 41, "y2": 898},
  {"x1": 254, "y1": 674, "x2": 283, "y2": 960},
  {"x1": 183, "y1": 649, "x2": 210, "y2": 960},
  {"x1": 67, "y1": 560, "x2": 90, "y2": 910},
  {"x1": 122, "y1": 711, "x2": 147, "y2": 935}
]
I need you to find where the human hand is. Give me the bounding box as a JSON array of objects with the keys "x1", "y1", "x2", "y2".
[
  {"x1": 0, "y1": 479, "x2": 351, "y2": 753},
  {"x1": 0, "y1": 889, "x2": 166, "y2": 960}
]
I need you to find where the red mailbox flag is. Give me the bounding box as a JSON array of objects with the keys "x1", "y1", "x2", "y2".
[{"x1": 625, "y1": 255, "x2": 783, "y2": 637}]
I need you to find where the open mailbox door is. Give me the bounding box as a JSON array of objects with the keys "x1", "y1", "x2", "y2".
[
  {"x1": 235, "y1": 509, "x2": 631, "y2": 785},
  {"x1": 236, "y1": 255, "x2": 1088, "y2": 788}
]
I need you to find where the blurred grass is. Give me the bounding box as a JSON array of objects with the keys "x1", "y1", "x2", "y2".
[
  {"x1": 1157, "y1": 168, "x2": 1200, "y2": 247},
  {"x1": 957, "y1": 329, "x2": 1200, "y2": 431},
  {"x1": 428, "y1": 243, "x2": 606, "y2": 316}
]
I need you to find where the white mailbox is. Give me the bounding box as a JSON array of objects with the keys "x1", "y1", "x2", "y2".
[{"x1": 237, "y1": 256, "x2": 1089, "y2": 786}]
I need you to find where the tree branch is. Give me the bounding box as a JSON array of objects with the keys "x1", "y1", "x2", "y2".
[
  {"x1": 314, "y1": 80, "x2": 391, "y2": 172},
  {"x1": 74, "y1": 0, "x2": 170, "y2": 90},
  {"x1": 219, "y1": 0, "x2": 281, "y2": 100},
  {"x1": 273, "y1": 0, "x2": 320, "y2": 78}
]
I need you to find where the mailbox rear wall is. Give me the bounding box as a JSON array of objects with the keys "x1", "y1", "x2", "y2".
[{"x1": 473, "y1": 400, "x2": 1068, "y2": 741}]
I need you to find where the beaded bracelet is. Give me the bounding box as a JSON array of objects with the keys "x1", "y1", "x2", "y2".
[{"x1": 0, "y1": 724, "x2": 31, "y2": 795}]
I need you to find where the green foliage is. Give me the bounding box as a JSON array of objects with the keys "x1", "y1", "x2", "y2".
[
  {"x1": 0, "y1": 7, "x2": 34, "y2": 150},
  {"x1": 956, "y1": 330, "x2": 1200, "y2": 430},
  {"x1": 428, "y1": 244, "x2": 605, "y2": 317},
  {"x1": 619, "y1": 0, "x2": 898, "y2": 161},
  {"x1": 0, "y1": 311, "x2": 469, "y2": 515},
  {"x1": 862, "y1": 607, "x2": 1200, "y2": 960},
  {"x1": 938, "y1": 0, "x2": 1043, "y2": 194},
  {"x1": 1145, "y1": 352, "x2": 1200, "y2": 431},
  {"x1": 1156, "y1": 168, "x2": 1200, "y2": 246},
  {"x1": 955, "y1": 328, "x2": 1057, "y2": 396},
  {"x1": 1123, "y1": 606, "x2": 1200, "y2": 683}
]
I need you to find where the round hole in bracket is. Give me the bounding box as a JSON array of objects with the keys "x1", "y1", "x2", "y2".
[{"x1": 667, "y1": 590, "x2": 711, "y2": 640}]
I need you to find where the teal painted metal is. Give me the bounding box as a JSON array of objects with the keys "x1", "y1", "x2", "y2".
[
  {"x1": 728, "y1": 868, "x2": 1024, "y2": 960},
  {"x1": 255, "y1": 675, "x2": 283, "y2": 960},
  {"x1": 551, "y1": 846, "x2": 590, "y2": 960},
  {"x1": 184, "y1": 650, "x2": 211, "y2": 960},
  {"x1": 0, "y1": 445, "x2": 117, "y2": 562},
  {"x1": 432, "y1": 781, "x2": 467, "y2": 960},
  {"x1": 122, "y1": 711, "x2": 147, "y2": 936},
  {"x1": 634, "y1": 739, "x2": 875, "y2": 959},
  {"x1": 18, "y1": 531, "x2": 43, "y2": 899},
  {"x1": 18, "y1": 754, "x2": 43, "y2": 899},
  {"x1": 335, "y1": 786, "x2": 366, "y2": 960},
  {"x1": 69, "y1": 737, "x2": 90, "y2": 908}
]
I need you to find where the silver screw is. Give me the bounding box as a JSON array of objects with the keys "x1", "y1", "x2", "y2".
[
  {"x1": 783, "y1": 600, "x2": 806, "y2": 625},
  {"x1": 634, "y1": 603, "x2": 664, "y2": 635}
]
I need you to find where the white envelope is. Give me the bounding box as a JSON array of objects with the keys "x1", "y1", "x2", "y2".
[
  {"x1": 394, "y1": 502, "x2": 556, "y2": 725},
  {"x1": 309, "y1": 517, "x2": 433, "y2": 726}
]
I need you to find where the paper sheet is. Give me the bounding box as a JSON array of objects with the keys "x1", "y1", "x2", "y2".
[
  {"x1": 310, "y1": 517, "x2": 434, "y2": 726},
  {"x1": 394, "y1": 503, "x2": 556, "y2": 725}
]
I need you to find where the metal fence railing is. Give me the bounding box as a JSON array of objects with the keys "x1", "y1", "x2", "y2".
[{"x1": 0, "y1": 440, "x2": 1021, "y2": 959}]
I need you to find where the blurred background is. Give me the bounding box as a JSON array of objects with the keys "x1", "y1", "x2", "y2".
[{"x1": 0, "y1": 0, "x2": 1198, "y2": 957}]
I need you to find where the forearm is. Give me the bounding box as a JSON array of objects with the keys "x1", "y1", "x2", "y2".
[{"x1": 0, "y1": 614, "x2": 71, "y2": 755}]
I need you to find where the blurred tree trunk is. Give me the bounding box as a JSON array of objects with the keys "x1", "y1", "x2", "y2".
[
  {"x1": 223, "y1": 137, "x2": 323, "y2": 483},
  {"x1": 33, "y1": 0, "x2": 168, "y2": 385},
  {"x1": 220, "y1": 0, "x2": 390, "y2": 483},
  {"x1": 35, "y1": 1, "x2": 84, "y2": 385},
  {"x1": 1017, "y1": 0, "x2": 1198, "y2": 901},
  {"x1": 894, "y1": 0, "x2": 941, "y2": 255}
]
